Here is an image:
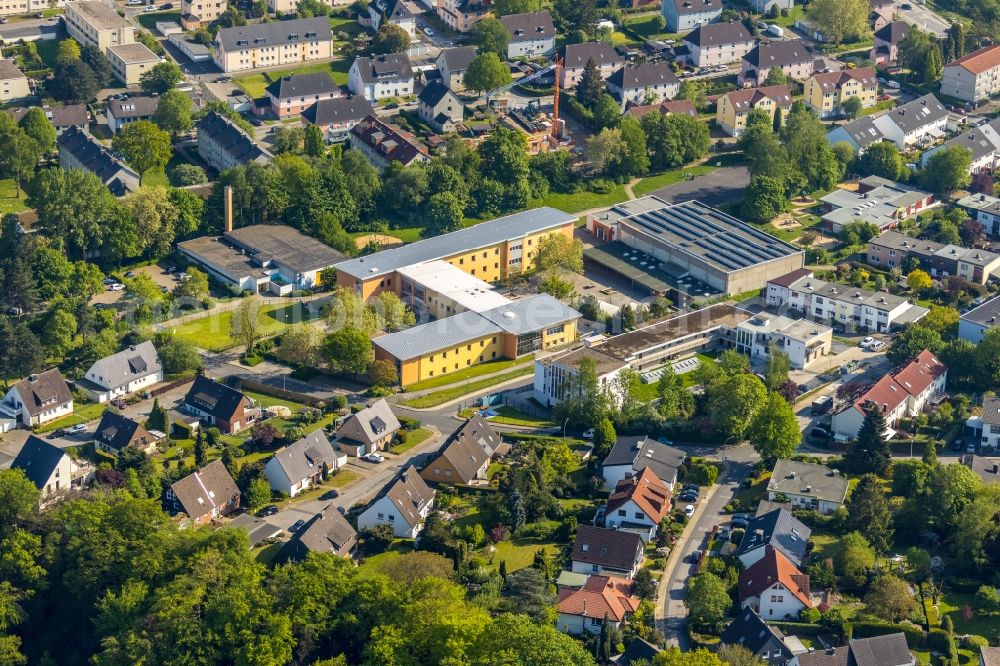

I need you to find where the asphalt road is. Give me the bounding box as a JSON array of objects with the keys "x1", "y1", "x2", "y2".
[
  {"x1": 646, "y1": 166, "x2": 751, "y2": 207},
  {"x1": 659, "y1": 443, "x2": 756, "y2": 648},
  {"x1": 894, "y1": 0, "x2": 950, "y2": 37}
]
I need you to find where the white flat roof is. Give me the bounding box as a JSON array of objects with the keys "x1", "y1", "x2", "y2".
[{"x1": 397, "y1": 260, "x2": 511, "y2": 313}]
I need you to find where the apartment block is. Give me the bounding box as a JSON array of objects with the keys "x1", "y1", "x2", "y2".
[
  {"x1": 213, "y1": 17, "x2": 333, "y2": 73},
  {"x1": 941, "y1": 45, "x2": 1000, "y2": 103},
  {"x1": 64, "y1": 0, "x2": 134, "y2": 53}
]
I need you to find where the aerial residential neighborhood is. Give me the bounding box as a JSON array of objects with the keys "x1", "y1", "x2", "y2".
[{"x1": 0, "y1": 0, "x2": 1000, "y2": 662}]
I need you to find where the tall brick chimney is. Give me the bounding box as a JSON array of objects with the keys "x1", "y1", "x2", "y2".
[{"x1": 224, "y1": 185, "x2": 233, "y2": 233}]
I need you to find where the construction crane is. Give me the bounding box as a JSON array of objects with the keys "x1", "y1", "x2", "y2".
[{"x1": 484, "y1": 57, "x2": 563, "y2": 142}]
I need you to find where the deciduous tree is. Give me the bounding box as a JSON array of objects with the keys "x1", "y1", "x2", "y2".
[
  {"x1": 140, "y1": 61, "x2": 183, "y2": 94},
  {"x1": 464, "y1": 52, "x2": 512, "y2": 94},
  {"x1": 153, "y1": 89, "x2": 195, "y2": 137},
  {"x1": 747, "y1": 391, "x2": 801, "y2": 462},
  {"x1": 111, "y1": 120, "x2": 172, "y2": 184}
]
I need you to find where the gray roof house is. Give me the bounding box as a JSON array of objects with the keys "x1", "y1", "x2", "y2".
[
  {"x1": 348, "y1": 52, "x2": 415, "y2": 102},
  {"x1": 105, "y1": 95, "x2": 159, "y2": 133},
  {"x1": 264, "y1": 429, "x2": 347, "y2": 498},
  {"x1": 366, "y1": 0, "x2": 415, "y2": 36},
  {"x1": 11, "y1": 435, "x2": 86, "y2": 499},
  {"x1": 0, "y1": 368, "x2": 74, "y2": 428},
  {"x1": 78, "y1": 341, "x2": 163, "y2": 403},
  {"x1": 737, "y1": 508, "x2": 812, "y2": 568},
  {"x1": 607, "y1": 62, "x2": 680, "y2": 107},
  {"x1": 357, "y1": 465, "x2": 436, "y2": 538},
  {"x1": 57, "y1": 126, "x2": 139, "y2": 196},
  {"x1": 721, "y1": 607, "x2": 795, "y2": 666},
  {"x1": 767, "y1": 460, "x2": 849, "y2": 514},
  {"x1": 11, "y1": 103, "x2": 89, "y2": 134},
  {"x1": 94, "y1": 411, "x2": 158, "y2": 455},
  {"x1": 661, "y1": 0, "x2": 723, "y2": 33},
  {"x1": 302, "y1": 96, "x2": 374, "y2": 142},
  {"x1": 792, "y1": 633, "x2": 915, "y2": 666},
  {"x1": 279, "y1": 504, "x2": 358, "y2": 561},
  {"x1": 265, "y1": 72, "x2": 340, "y2": 119},
  {"x1": 417, "y1": 80, "x2": 464, "y2": 133},
  {"x1": 501, "y1": 11, "x2": 556, "y2": 59},
  {"x1": 196, "y1": 110, "x2": 273, "y2": 172},
  {"x1": 435, "y1": 46, "x2": 477, "y2": 91},
  {"x1": 334, "y1": 399, "x2": 401, "y2": 456},
  {"x1": 602, "y1": 435, "x2": 686, "y2": 490},
  {"x1": 166, "y1": 459, "x2": 240, "y2": 525},
  {"x1": 570, "y1": 524, "x2": 645, "y2": 579}
]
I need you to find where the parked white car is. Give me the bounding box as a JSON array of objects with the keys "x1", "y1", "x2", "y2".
[
  {"x1": 860, "y1": 336, "x2": 875, "y2": 348},
  {"x1": 582, "y1": 428, "x2": 595, "y2": 440},
  {"x1": 67, "y1": 424, "x2": 88, "y2": 434},
  {"x1": 363, "y1": 452, "x2": 384, "y2": 463},
  {"x1": 683, "y1": 504, "x2": 695, "y2": 518},
  {"x1": 869, "y1": 340, "x2": 886, "y2": 352}
]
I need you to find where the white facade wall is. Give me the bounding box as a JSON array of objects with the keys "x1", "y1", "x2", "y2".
[
  {"x1": 83, "y1": 368, "x2": 162, "y2": 403},
  {"x1": 357, "y1": 494, "x2": 430, "y2": 538},
  {"x1": 743, "y1": 581, "x2": 809, "y2": 621},
  {"x1": 507, "y1": 36, "x2": 554, "y2": 59},
  {"x1": 348, "y1": 60, "x2": 414, "y2": 101}
]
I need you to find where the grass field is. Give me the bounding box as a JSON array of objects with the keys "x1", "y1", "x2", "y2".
[
  {"x1": 35, "y1": 401, "x2": 110, "y2": 434},
  {"x1": 632, "y1": 165, "x2": 717, "y2": 198},
  {"x1": 491, "y1": 538, "x2": 560, "y2": 572},
  {"x1": 926, "y1": 592, "x2": 1000, "y2": 638},
  {"x1": 459, "y1": 405, "x2": 554, "y2": 428},
  {"x1": 0, "y1": 178, "x2": 29, "y2": 215},
  {"x1": 358, "y1": 541, "x2": 413, "y2": 576},
  {"x1": 348, "y1": 227, "x2": 424, "y2": 243},
  {"x1": 399, "y1": 367, "x2": 534, "y2": 408},
  {"x1": 389, "y1": 427, "x2": 433, "y2": 454},
  {"x1": 172, "y1": 301, "x2": 318, "y2": 351},
  {"x1": 404, "y1": 357, "x2": 532, "y2": 393},
  {"x1": 136, "y1": 10, "x2": 180, "y2": 30},
  {"x1": 530, "y1": 184, "x2": 629, "y2": 213},
  {"x1": 236, "y1": 58, "x2": 352, "y2": 98},
  {"x1": 621, "y1": 14, "x2": 679, "y2": 41}
]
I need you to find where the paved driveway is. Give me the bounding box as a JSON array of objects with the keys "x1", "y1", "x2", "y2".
[{"x1": 645, "y1": 166, "x2": 751, "y2": 207}]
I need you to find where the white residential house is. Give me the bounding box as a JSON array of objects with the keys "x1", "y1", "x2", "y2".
[
  {"x1": 603, "y1": 467, "x2": 671, "y2": 543},
  {"x1": 607, "y1": 62, "x2": 680, "y2": 107},
  {"x1": 264, "y1": 430, "x2": 346, "y2": 498},
  {"x1": 357, "y1": 466, "x2": 435, "y2": 538},
  {"x1": 78, "y1": 341, "x2": 163, "y2": 403},
  {"x1": 570, "y1": 525, "x2": 645, "y2": 579},
  {"x1": 0, "y1": 369, "x2": 73, "y2": 428},
  {"x1": 11, "y1": 435, "x2": 89, "y2": 500},
  {"x1": 500, "y1": 11, "x2": 555, "y2": 59},
  {"x1": 348, "y1": 52, "x2": 414, "y2": 102},
  {"x1": 738, "y1": 546, "x2": 812, "y2": 621},
  {"x1": 831, "y1": 349, "x2": 947, "y2": 440},
  {"x1": 661, "y1": 0, "x2": 722, "y2": 33},
  {"x1": 601, "y1": 435, "x2": 685, "y2": 491},
  {"x1": 871, "y1": 94, "x2": 949, "y2": 149}
]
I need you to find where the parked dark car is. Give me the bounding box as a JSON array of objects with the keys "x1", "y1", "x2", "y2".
[
  {"x1": 320, "y1": 489, "x2": 339, "y2": 500},
  {"x1": 809, "y1": 426, "x2": 832, "y2": 440},
  {"x1": 258, "y1": 505, "x2": 279, "y2": 517},
  {"x1": 289, "y1": 519, "x2": 306, "y2": 532}
]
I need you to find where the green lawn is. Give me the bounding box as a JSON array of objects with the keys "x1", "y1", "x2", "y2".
[
  {"x1": 490, "y1": 538, "x2": 560, "y2": 572},
  {"x1": 390, "y1": 427, "x2": 433, "y2": 453},
  {"x1": 459, "y1": 405, "x2": 554, "y2": 428},
  {"x1": 254, "y1": 542, "x2": 283, "y2": 566},
  {"x1": 136, "y1": 10, "x2": 180, "y2": 30},
  {"x1": 632, "y1": 165, "x2": 716, "y2": 198},
  {"x1": 142, "y1": 167, "x2": 169, "y2": 189},
  {"x1": 398, "y1": 367, "x2": 534, "y2": 408},
  {"x1": 236, "y1": 58, "x2": 352, "y2": 97},
  {"x1": 927, "y1": 592, "x2": 1000, "y2": 638},
  {"x1": 768, "y1": 5, "x2": 803, "y2": 26},
  {"x1": 529, "y1": 184, "x2": 629, "y2": 213},
  {"x1": 0, "y1": 178, "x2": 29, "y2": 215},
  {"x1": 621, "y1": 14, "x2": 679, "y2": 40},
  {"x1": 243, "y1": 390, "x2": 304, "y2": 412},
  {"x1": 330, "y1": 469, "x2": 360, "y2": 488},
  {"x1": 358, "y1": 541, "x2": 413, "y2": 576},
  {"x1": 171, "y1": 300, "x2": 319, "y2": 351},
  {"x1": 404, "y1": 357, "x2": 533, "y2": 393},
  {"x1": 35, "y1": 401, "x2": 110, "y2": 434},
  {"x1": 34, "y1": 39, "x2": 61, "y2": 69}
]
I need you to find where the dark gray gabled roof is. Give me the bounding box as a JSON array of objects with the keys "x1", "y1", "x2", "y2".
[
  {"x1": 302, "y1": 96, "x2": 374, "y2": 126},
  {"x1": 11, "y1": 435, "x2": 67, "y2": 490},
  {"x1": 720, "y1": 607, "x2": 792, "y2": 659},
  {"x1": 683, "y1": 21, "x2": 753, "y2": 48},
  {"x1": 608, "y1": 61, "x2": 679, "y2": 90},
  {"x1": 169, "y1": 459, "x2": 240, "y2": 519},
  {"x1": 670, "y1": 0, "x2": 723, "y2": 15},
  {"x1": 737, "y1": 508, "x2": 811, "y2": 566},
  {"x1": 353, "y1": 52, "x2": 413, "y2": 84},
  {"x1": 743, "y1": 39, "x2": 812, "y2": 69},
  {"x1": 501, "y1": 11, "x2": 555, "y2": 42},
  {"x1": 94, "y1": 411, "x2": 151, "y2": 454},
  {"x1": 57, "y1": 126, "x2": 139, "y2": 194},
  {"x1": 269, "y1": 430, "x2": 339, "y2": 483},
  {"x1": 197, "y1": 110, "x2": 273, "y2": 165},
  {"x1": 216, "y1": 17, "x2": 331, "y2": 52},
  {"x1": 418, "y1": 80, "x2": 459, "y2": 107},
  {"x1": 106, "y1": 95, "x2": 159, "y2": 120},
  {"x1": 183, "y1": 375, "x2": 248, "y2": 421},
  {"x1": 335, "y1": 399, "x2": 401, "y2": 448},
  {"x1": 847, "y1": 633, "x2": 914, "y2": 666},
  {"x1": 571, "y1": 524, "x2": 643, "y2": 570},
  {"x1": 604, "y1": 435, "x2": 686, "y2": 483},
  {"x1": 563, "y1": 41, "x2": 624, "y2": 69},
  {"x1": 265, "y1": 72, "x2": 338, "y2": 101},
  {"x1": 617, "y1": 639, "x2": 661, "y2": 666},
  {"x1": 883, "y1": 93, "x2": 947, "y2": 134},
  {"x1": 830, "y1": 115, "x2": 884, "y2": 149},
  {"x1": 369, "y1": 0, "x2": 413, "y2": 21},
  {"x1": 280, "y1": 504, "x2": 357, "y2": 560},
  {"x1": 874, "y1": 20, "x2": 908, "y2": 44},
  {"x1": 437, "y1": 46, "x2": 476, "y2": 72}
]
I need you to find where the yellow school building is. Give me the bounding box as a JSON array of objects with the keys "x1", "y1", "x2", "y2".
[
  {"x1": 373, "y1": 293, "x2": 580, "y2": 386},
  {"x1": 334, "y1": 207, "x2": 577, "y2": 302}
]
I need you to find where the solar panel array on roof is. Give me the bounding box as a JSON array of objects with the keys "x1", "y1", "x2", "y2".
[{"x1": 622, "y1": 201, "x2": 796, "y2": 271}]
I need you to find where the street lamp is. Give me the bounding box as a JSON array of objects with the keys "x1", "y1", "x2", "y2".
[{"x1": 562, "y1": 417, "x2": 569, "y2": 439}]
